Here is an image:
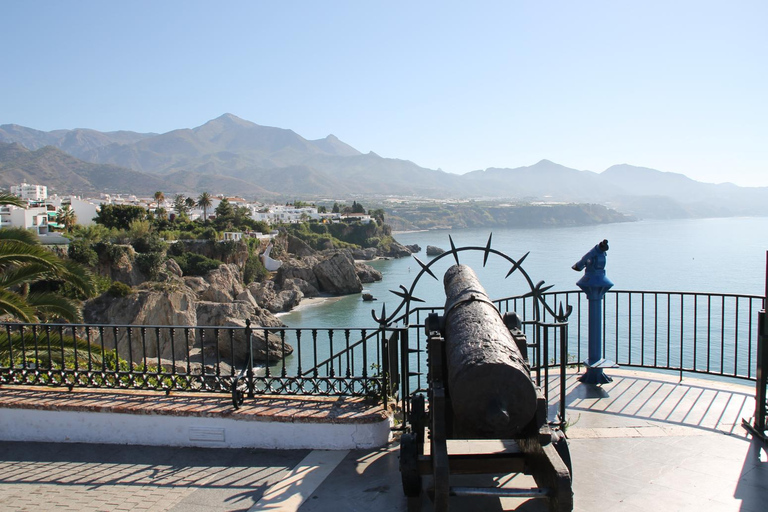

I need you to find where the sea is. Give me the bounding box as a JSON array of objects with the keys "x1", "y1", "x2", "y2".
[{"x1": 280, "y1": 217, "x2": 768, "y2": 330}]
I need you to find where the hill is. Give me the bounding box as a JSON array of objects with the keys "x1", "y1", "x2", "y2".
[{"x1": 1, "y1": 115, "x2": 766, "y2": 219}]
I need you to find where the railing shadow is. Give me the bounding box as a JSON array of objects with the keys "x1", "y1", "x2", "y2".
[{"x1": 553, "y1": 371, "x2": 755, "y2": 436}]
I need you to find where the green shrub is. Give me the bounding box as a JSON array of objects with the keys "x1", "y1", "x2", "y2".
[
  {"x1": 107, "y1": 281, "x2": 134, "y2": 297},
  {"x1": 171, "y1": 253, "x2": 223, "y2": 276},
  {"x1": 243, "y1": 254, "x2": 268, "y2": 284},
  {"x1": 136, "y1": 252, "x2": 165, "y2": 280},
  {"x1": 131, "y1": 234, "x2": 167, "y2": 254},
  {"x1": 68, "y1": 238, "x2": 98, "y2": 267},
  {"x1": 94, "y1": 242, "x2": 132, "y2": 264}
]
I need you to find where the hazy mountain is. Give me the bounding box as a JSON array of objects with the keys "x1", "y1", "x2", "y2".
[
  {"x1": 0, "y1": 142, "x2": 170, "y2": 195},
  {"x1": 0, "y1": 124, "x2": 155, "y2": 157},
  {"x1": 1, "y1": 115, "x2": 766, "y2": 219},
  {"x1": 462, "y1": 160, "x2": 624, "y2": 201}
]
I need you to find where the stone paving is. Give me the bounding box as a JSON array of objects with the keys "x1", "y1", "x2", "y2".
[
  {"x1": 0, "y1": 442, "x2": 307, "y2": 512},
  {"x1": 1, "y1": 369, "x2": 767, "y2": 511}
]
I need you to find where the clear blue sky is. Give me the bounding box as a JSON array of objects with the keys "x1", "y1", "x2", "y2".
[{"x1": 2, "y1": 1, "x2": 766, "y2": 186}]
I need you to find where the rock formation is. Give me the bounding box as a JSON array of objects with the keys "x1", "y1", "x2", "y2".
[
  {"x1": 356, "y1": 262, "x2": 383, "y2": 283},
  {"x1": 427, "y1": 245, "x2": 446, "y2": 256},
  {"x1": 313, "y1": 251, "x2": 363, "y2": 294}
]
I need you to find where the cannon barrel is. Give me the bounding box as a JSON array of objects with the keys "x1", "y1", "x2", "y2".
[{"x1": 443, "y1": 264, "x2": 539, "y2": 438}]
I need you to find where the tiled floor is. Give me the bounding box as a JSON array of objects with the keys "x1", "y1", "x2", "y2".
[{"x1": 1, "y1": 368, "x2": 766, "y2": 511}]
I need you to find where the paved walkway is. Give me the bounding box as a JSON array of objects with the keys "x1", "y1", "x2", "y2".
[{"x1": 1, "y1": 369, "x2": 767, "y2": 511}]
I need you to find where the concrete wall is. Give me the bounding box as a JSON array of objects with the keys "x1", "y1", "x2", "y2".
[{"x1": 0, "y1": 408, "x2": 392, "y2": 450}]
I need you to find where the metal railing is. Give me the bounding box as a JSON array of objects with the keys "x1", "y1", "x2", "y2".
[
  {"x1": 231, "y1": 323, "x2": 393, "y2": 407},
  {"x1": 2, "y1": 290, "x2": 766, "y2": 425},
  {"x1": 526, "y1": 289, "x2": 765, "y2": 381},
  {"x1": 391, "y1": 289, "x2": 766, "y2": 429},
  {"x1": 0, "y1": 320, "x2": 386, "y2": 401}
]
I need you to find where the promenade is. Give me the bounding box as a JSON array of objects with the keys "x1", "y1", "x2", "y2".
[{"x1": 1, "y1": 368, "x2": 766, "y2": 511}]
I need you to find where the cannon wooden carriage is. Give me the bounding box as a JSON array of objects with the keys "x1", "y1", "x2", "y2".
[{"x1": 399, "y1": 264, "x2": 572, "y2": 511}]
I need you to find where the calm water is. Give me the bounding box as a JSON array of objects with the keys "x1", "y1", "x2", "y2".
[{"x1": 281, "y1": 217, "x2": 768, "y2": 330}]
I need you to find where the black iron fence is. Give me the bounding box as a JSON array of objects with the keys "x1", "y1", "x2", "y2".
[
  {"x1": 0, "y1": 320, "x2": 387, "y2": 402},
  {"x1": 2, "y1": 289, "x2": 766, "y2": 429},
  {"x1": 391, "y1": 289, "x2": 765, "y2": 429}
]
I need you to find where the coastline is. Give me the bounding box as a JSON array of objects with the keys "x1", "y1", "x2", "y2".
[{"x1": 276, "y1": 295, "x2": 345, "y2": 317}]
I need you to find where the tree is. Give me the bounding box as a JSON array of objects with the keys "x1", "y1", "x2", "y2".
[
  {"x1": 369, "y1": 208, "x2": 385, "y2": 225},
  {"x1": 185, "y1": 196, "x2": 196, "y2": 210},
  {"x1": 197, "y1": 192, "x2": 212, "y2": 223},
  {"x1": 56, "y1": 205, "x2": 77, "y2": 233},
  {"x1": 154, "y1": 191, "x2": 165, "y2": 207},
  {"x1": 214, "y1": 198, "x2": 234, "y2": 218},
  {"x1": 173, "y1": 194, "x2": 189, "y2": 216},
  {"x1": 93, "y1": 204, "x2": 147, "y2": 230},
  {"x1": 332, "y1": 202, "x2": 340, "y2": 214},
  {"x1": 0, "y1": 225, "x2": 96, "y2": 322}
]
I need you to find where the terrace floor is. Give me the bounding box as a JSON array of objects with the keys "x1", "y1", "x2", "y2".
[{"x1": 1, "y1": 368, "x2": 767, "y2": 511}]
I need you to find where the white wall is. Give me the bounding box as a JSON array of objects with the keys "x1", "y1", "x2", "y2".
[{"x1": 0, "y1": 408, "x2": 392, "y2": 450}]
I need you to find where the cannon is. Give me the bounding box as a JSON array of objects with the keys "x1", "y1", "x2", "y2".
[{"x1": 400, "y1": 264, "x2": 572, "y2": 511}]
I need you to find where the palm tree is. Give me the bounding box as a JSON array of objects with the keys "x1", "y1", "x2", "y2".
[
  {"x1": 0, "y1": 192, "x2": 25, "y2": 208},
  {"x1": 197, "y1": 192, "x2": 212, "y2": 223},
  {"x1": 0, "y1": 192, "x2": 95, "y2": 322},
  {"x1": 0, "y1": 228, "x2": 96, "y2": 323},
  {"x1": 153, "y1": 191, "x2": 165, "y2": 207},
  {"x1": 56, "y1": 205, "x2": 77, "y2": 233}
]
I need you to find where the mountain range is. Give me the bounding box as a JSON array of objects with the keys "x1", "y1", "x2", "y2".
[{"x1": 1, "y1": 113, "x2": 766, "y2": 219}]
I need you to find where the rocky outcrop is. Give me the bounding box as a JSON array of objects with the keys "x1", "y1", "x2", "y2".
[
  {"x1": 356, "y1": 262, "x2": 383, "y2": 283},
  {"x1": 281, "y1": 277, "x2": 318, "y2": 298},
  {"x1": 427, "y1": 245, "x2": 446, "y2": 256},
  {"x1": 247, "y1": 281, "x2": 303, "y2": 313},
  {"x1": 313, "y1": 252, "x2": 363, "y2": 294},
  {"x1": 351, "y1": 247, "x2": 378, "y2": 260},
  {"x1": 379, "y1": 240, "x2": 412, "y2": 258},
  {"x1": 405, "y1": 244, "x2": 421, "y2": 253},
  {"x1": 83, "y1": 264, "x2": 289, "y2": 364},
  {"x1": 196, "y1": 301, "x2": 291, "y2": 362},
  {"x1": 276, "y1": 257, "x2": 321, "y2": 291},
  {"x1": 199, "y1": 264, "x2": 244, "y2": 302},
  {"x1": 97, "y1": 244, "x2": 146, "y2": 286},
  {"x1": 287, "y1": 235, "x2": 315, "y2": 258},
  {"x1": 83, "y1": 287, "x2": 198, "y2": 361},
  {"x1": 164, "y1": 258, "x2": 183, "y2": 277}
]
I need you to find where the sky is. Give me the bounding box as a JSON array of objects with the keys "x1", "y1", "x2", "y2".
[{"x1": 2, "y1": 1, "x2": 766, "y2": 187}]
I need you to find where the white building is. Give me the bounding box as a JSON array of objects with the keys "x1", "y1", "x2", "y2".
[
  {"x1": 0, "y1": 204, "x2": 50, "y2": 234},
  {"x1": 10, "y1": 183, "x2": 48, "y2": 202},
  {"x1": 252, "y1": 205, "x2": 319, "y2": 224},
  {"x1": 47, "y1": 196, "x2": 101, "y2": 227}
]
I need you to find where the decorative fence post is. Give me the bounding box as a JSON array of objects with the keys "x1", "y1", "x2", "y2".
[{"x1": 245, "y1": 319, "x2": 255, "y2": 399}]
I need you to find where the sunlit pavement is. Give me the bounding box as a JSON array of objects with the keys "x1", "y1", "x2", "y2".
[{"x1": 1, "y1": 369, "x2": 767, "y2": 511}]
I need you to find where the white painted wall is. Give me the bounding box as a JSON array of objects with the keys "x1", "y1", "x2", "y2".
[{"x1": 0, "y1": 408, "x2": 392, "y2": 450}]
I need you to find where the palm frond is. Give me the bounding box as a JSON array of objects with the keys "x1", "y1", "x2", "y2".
[
  {"x1": 0, "y1": 228, "x2": 40, "y2": 245},
  {"x1": 0, "y1": 193, "x2": 26, "y2": 207},
  {"x1": 0, "y1": 289, "x2": 38, "y2": 322},
  {"x1": 0, "y1": 240, "x2": 66, "y2": 270},
  {"x1": 0, "y1": 263, "x2": 60, "y2": 289},
  {"x1": 60, "y1": 260, "x2": 98, "y2": 298},
  {"x1": 26, "y1": 292, "x2": 82, "y2": 323}
]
